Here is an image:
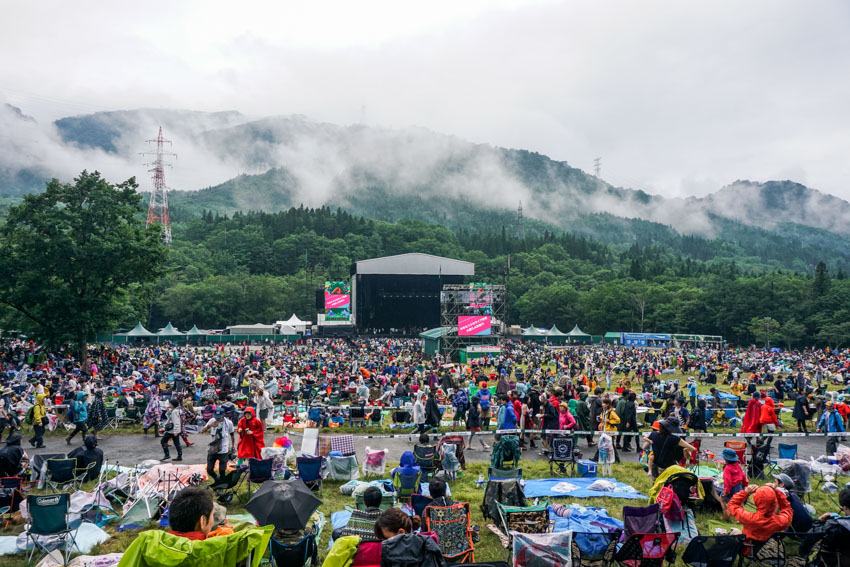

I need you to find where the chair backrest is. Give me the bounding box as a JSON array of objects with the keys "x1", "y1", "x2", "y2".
[
  {"x1": 296, "y1": 456, "x2": 323, "y2": 483},
  {"x1": 248, "y1": 458, "x2": 274, "y2": 482},
  {"x1": 424, "y1": 503, "x2": 474, "y2": 561},
  {"x1": 0, "y1": 477, "x2": 23, "y2": 489},
  {"x1": 413, "y1": 445, "x2": 437, "y2": 470},
  {"x1": 615, "y1": 532, "x2": 680, "y2": 567},
  {"x1": 488, "y1": 467, "x2": 522, "y2": 480},
  {"x1": 497, "y1": 501, "x2": 550, "y2": 535},
  {"x1": 551, "y1": 437, "x2": 575, "y2": 462},
  {"x1": 364, "y1": 449, "x2": 386, "y2": 468},
  {"x1": 410, "y1": 493, "x2": 433, "y2": 517},
  {"x1": 778, "y1": 444, "x2": 798, "y2": 460},
  {"x1": 27, "y1": 493, "x2": 70, "y2": 536},
  {"x1": 622, "y1": 504, "x2": 661, "y2": 540},
  {"x1": 46, "y1": 459, "x2": 76, "y2": 483},
  {"x1": 724, "y1": 441, "x2": 747, "y2": 463},
  {"x1": 393, "y1": 471, "x2": 422, "y2": 499},
  {"x1": 682, "y1": 535, "x2": 745, "y2": 567},
  {"x1": 308, "y1": 408, "x2": 322, "y2": 421},
  {"x1": 571, "y1": 531, "x2": 621, "y2": 567},
  {"x1": 350, "y1": 407, "x2": 365, "y2": 419},
  {"x1": 269, "y1": 533, "x2": 316, "y2": 567}
]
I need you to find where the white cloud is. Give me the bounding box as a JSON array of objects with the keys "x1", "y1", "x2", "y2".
[{"x1": 1, "y1": 0, "x2": 849, "y2": 200}]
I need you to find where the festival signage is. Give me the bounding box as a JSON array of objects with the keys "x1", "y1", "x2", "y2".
[
  {"x1": 324, "y1": 281, "x2": 351, "y2": 321},
  {"x1": 458, "y1": 315, "x2": 492, "y2": 336}
]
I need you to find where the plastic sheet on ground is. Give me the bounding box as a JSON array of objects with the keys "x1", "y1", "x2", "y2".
[
  {"x1": 138, "y1": 464, "x2": 207, "y2": 492},
  {"x1": 692, "y1": 465, "x2": 721, "y2": 479},
  {"x1": 14, "y1": 522, "x2": 111, "y2": 554},
  {"x1": 548, "y1": 504, "x2": 624, "y2": 533},
  {"x1": 38, "y1": 552, "x2": 123, "y2": 567},
  {"x1": 523, "y1": 478, "x2": 645, "y2": 499}
]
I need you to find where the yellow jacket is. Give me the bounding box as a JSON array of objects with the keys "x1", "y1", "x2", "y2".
[
  {"x1": 33, "y1": 394, "x2": 47, "y2": 423},
  {"x1": 599, "y1": 409, "x2": 620, "y2": 432}
]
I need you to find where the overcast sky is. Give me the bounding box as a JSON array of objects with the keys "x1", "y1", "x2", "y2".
[{"x1": 1, "y1": 0, "x2": 849, "y2": 199}]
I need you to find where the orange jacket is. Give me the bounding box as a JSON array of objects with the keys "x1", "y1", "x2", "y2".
[
  {"x1": 727, "y1": 486, "x2": 792, "y2": 542},
  {"x1": 759, "y1": 398, "x2": 779, "y2": 426}
]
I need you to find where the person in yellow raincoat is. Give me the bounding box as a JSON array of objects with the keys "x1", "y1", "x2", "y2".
[{"x1": 29, "y1": 394, "x2": 48, "y2": 448}]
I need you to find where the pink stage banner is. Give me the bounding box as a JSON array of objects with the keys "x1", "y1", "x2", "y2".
[
  {"x1": 458, "y1": 315, "x2": 492, "y2": 336},
  {"x1": 325, "y1": 294, "x2": 350, "y2": 309}
]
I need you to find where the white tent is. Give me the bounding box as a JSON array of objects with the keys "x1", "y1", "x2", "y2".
[
  {"x1": 277, "y1": 314, "x2": 310, "y2": 333},
  {"x1": 277, "y1": 324, "x2": 298, "y2": 335}
]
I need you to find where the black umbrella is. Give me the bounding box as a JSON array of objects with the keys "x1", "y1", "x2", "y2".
[{"x1": 245, "y1": 479, "x2": 322, "y2": 531}]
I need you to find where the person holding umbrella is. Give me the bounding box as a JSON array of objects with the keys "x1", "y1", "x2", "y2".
[{"x1": 245, "y1": 479, "x2": 322, "y2": 541}]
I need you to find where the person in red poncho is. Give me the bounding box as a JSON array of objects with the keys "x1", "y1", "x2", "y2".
[
  {"x1": 236, "y1": 407, "x2": 265, "y2": 461},
  {"x1": 741, "y1": 392, "x2": 763, "y2": 434}
]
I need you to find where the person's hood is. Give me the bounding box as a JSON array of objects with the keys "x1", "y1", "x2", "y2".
[
  {"x1": 382, "y1": 534, "x2": 441, "y2": 563},
  {"x1": 35, "y1": 394, "x2": 45, "y2": 404},
  {"x1": 4, "y1": 434, "x2": 22, "y2": 446},
  {"x1": 399, "y1": 450, "x2": 416, "y2": 468},
  {"x1": 753, "y1": 485, "x2": 779, "y2": 514},
  {"x1": 579, "y1": 392, "x2": 588, "y2": 401},
  {"x1": 765, "y1": 397, "x2": 775, "y2": 408},
  {"x1": 76, "y1": 392, "x2": 86, "y2": 401},
  {"x1": 243, "y1": 407, "x2": 256, "y2": 419}
]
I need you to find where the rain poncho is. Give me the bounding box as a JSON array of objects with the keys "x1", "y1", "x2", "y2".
[
  {"x1": 727, "y1": 486, "x2": 792, "y2": 542},
  {"x1": 143, "y1": 388, "x2": 162, "y2": 429},
  {"x1": 118, "y1": 523, "x2": 273, "y2": 567},
  {"x1": 236, "y1": 407, "x2": 265, "y2": 460}
]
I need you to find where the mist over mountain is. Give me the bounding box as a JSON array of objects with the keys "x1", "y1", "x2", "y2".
[{"x1": 3, "y1": 107, "x2": 850, "y2": 252}]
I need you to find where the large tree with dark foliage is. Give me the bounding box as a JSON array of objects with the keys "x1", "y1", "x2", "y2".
[{"x1": 0, "y1": 171, "x2": 167, "y2": 362}]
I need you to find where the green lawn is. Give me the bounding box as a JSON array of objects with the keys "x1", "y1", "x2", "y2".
[{"x1": 2, "y1": 459, "x2": 846, "y2": 566}]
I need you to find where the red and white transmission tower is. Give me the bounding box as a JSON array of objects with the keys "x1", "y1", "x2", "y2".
[{"x1": 141, "y1": 126, "x2": 176, "y2": 243}]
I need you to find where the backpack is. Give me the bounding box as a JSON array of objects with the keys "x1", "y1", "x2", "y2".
[
  {"x1": 25, "y1": 406, "x2": 34, "y2": 425},
  {"x1": 453, "y1": 389, "x2": 469, "y2": 411},
  {"x1": 66, "y1": 403, "x2": 75, "y2": 423},
  {"x1": 657, "y1": 485, "x2": 684, "y2": 522}
]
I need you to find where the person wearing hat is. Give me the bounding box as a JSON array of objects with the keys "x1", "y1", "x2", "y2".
[
  {"x1": 0, "y1": 387, "x2": 17, "y2": 440},
  {"x1": 65, "y1": 391, "x2": 89, "y2": 445},
  {"x1": 649, "y1": 417, "x2": 696, "y2": 478},
  {"x1": 721, "y1": 447, "x2": 748, "y2": 502},
  {"x1": 773, "y1": 473, "x2": 813, "y2": 532},
  {"x1": 0, "y1": 434, "x2": 24, "y2": 477},
  {"x1": 199, "y1": 407, "x2": 234, "y2": 482}
]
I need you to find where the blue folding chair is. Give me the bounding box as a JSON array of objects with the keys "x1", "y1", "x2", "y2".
[
  {"x1": 778, "y1": 444, "x2": 798, "y2": 460},
  {"x1": 296, "y1": 456, "x2": 324, "y2": 494},
  {"x1": 410, "y1": 493, "x2": 433, "y2": 517},
  {"x1": 245, "y1": 457, "x2": 273, "y2": 500},
  {"x1": 269, "y1": 533, "x2": 318, "y2": 567},
  {"x1": 413, "y1": 445, "x2": 438, "y2": 480}
]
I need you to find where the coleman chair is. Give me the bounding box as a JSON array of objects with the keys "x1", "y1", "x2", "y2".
[
  {"x1": 414, "y1": 444, "x2": 438, "y2": 480},
  {"x1": 269, "y1": 533, "x2": 318, "y2": 567},
  {"x1": 25, "y1": 493, "x2": 82, "y2": 566},
  {"x1": 571, "y1": 531, "x2": 622, "y2": 567},
  {"x1": 546, "y1": 436, "x2": 577, "y2": 476},
  {"x1": 295, "y1": 456, "x2": 324, "y2": 494},
  {"x1": 45, "y1": 458, "x2": 90, "y2": 493},
  {"x1": 682, "y1": 535, "x2": 746, "y2": 567}
]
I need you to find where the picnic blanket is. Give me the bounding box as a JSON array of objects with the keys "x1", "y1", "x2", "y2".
[
  {"x1": 548, "y1": 504, "x2": 624, "y2": 533},
  {"x1": 523, "y1": 478, "x2": 645, "y2": 500}
]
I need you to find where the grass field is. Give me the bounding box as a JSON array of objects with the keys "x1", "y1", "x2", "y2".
[{"x1": 2, "y1": 457, "x2": 847, "y2": 566}]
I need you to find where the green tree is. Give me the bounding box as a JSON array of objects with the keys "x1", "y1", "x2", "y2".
[
  {"x1": 0, "y1": 171, "x2": 167, "y2": 362},
  {"x1": 780, "y1": 318, "x2": 806, "y2": 348},
  {"x1": 748, "y1": 316, "x2": 782, "y2": 348},
  {"x1": 813, "y1": 261, "x2": 830, "y2": 296}
]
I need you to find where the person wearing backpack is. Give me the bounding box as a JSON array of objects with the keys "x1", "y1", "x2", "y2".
[
  {"x1": 452, "y1": 388, "x2": 469, "y2": 427},
  {"x1": 66, "y1": 391, "x2": 89, "y2": 445},
  {"x1": 27, "y1": 393, "x2": 48, "y2": 449},
  {"x1": 478, "y1": 382, "x2": 492, "y2": 431}
]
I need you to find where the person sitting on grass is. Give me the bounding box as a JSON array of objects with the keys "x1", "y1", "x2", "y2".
[
  {"x1": 727, "y1": 483, "x2": 792, "y2": 544},
  {"x1": 168, "y1": 487, "x2": 215, "y2": 541},
  {"x1": 333, "y1": 486, "x2": 384, "y2": 543}
]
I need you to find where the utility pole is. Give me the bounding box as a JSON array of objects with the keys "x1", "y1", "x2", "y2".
[
  {"x1": 141, "y1": 127, "x2": 176, "y2": 243},
  {"x1": 593, "y1": 157, "x2": 602, "y2": 178},
  {"x1": 515, "y1": 201, "x2": 525, "y2": 240}
]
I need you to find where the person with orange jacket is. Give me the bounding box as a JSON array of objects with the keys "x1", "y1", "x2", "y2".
[
  {"x1": 727, "y1": 483, "x2": 792, "y2": 542},
  {"x1": 760, "y1": 397, "x2": 781, "y2": 433}
]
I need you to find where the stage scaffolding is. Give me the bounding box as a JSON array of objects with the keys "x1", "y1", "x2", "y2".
[{"x1": 439, "y1": 283, "x2": 506, "y2": 360}]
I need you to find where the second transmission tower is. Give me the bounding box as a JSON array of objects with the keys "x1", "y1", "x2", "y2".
[{"x1": 141, "y1": 126, "x2": 176, "y2": 243}]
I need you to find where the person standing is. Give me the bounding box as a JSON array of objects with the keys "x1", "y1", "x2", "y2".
[
  {"x1": 792, "y1": 391, "x2": 810, "y2": 433},
  {"x1": 201, "y1": 408, "x2": 235, "y2": 482},
  {"x1": 236, "y1": 407, "x2": 264, "y2": 462},
  {"x1": 65, "y1": 392, "x2": 89, "y2": 445},
  {"x1": 142, "y1": 386, "x2": 162, "y2": 437},
  {"x1": 465, "y1": 395, "x2": 489, "y2": 450},
  {"x1": 621, "y1": 392, "x2": 639, "y2": 452},
  {"x1": 87, "y1": 390, "x2": 108, "y2": 440},
  {"x1": 818, "y1": 401, "x2": 845, "y2": 456},
  {"x1": 28, "y1": 394, "x2": 48, "y2": 449},
  {"x1": 253, "y1": 387, "x2": 274, "y2": 431},
  {"x1": 161, "y1": 398, "x2": 183, "y2": 462},
  {"x1": 575, "y1": 392, "x2": 596, "y2": 447}
]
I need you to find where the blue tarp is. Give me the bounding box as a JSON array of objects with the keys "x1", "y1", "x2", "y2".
[
  {"x1": 523, "y1": 478, "x2": 646, "y2": 500},
  {"x1": 549, "y1": 504, "x2": 624, "y2": 533}
]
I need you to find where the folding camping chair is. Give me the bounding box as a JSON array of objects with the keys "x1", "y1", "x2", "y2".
[
  {"x1": 414, "y1": 444, "x2": 438, "y2": 480},
  {"x1": 121, "y1": 406, "x2": 141, "y2": 425},
  {"x1": 296, "y1": 456, "x2": 324, "y2": 494},
  {"x1": 682, "y1": 535, "x2": 745, "y2": 567},
  {"x1": 363, "y1": 447, "x2": 388, "y2": 478},
  {"x1": 613, "y1": 532, "x2": 680, "y2": 567},
  {"x1": 488, "y1": 467, "x2": 522, "y2": 480},
  {"x1": 269, "y1": 533, "x2": 318, "y2": 567},
  {"x1": 327, "y1": 454, "x2": 360, "y2": 481},
  {"x1": 244, "y1": 457, "x2": 273, "y2": 500},
  {"x1": 571, "y1": 531, "x2": 622, "y2": 567},
  {"x1": 778, "y1": 444, "x2": 798, "y2": 460},
  {"x1": 104, "y1": 404, "x2": 120, "y2": 429},
  {"x1": 621, "y1": 504, "x2": 661, "y2": 541},
  {"x1": 410, "y1": 493, "x2": 432, "y2": 517},
  {"x1": 546, "y1": 436, "x2": 577, "y2": 476},
  {"x1": 45, "y1": 458, "x2": 89, "y2": 493},
  {"x1": 25, "y1": 493, "x2": 82, "y2": 566},
  {"x1": 0, "y1": 476, "x2": 23, "y2": 529},
  {"x1": 349, "y1": 406, "x2": 366, "y2": 427},
  {"x1": 328, "y1": 392, "x2": 341, "y2": 407},
  {"x1": 511, "y1": 531, "x2": 572, "y2": 567},
  {"x1": 424, "y1": 502, "x2": 476, "y2": 564},
  {"x1": 356, "y1": 490, "x2": 395, "y2": 511},
  {"x1": 740, "y1": 531, "x2": 826, "y2": 567},
  {"x1": 681, "y1": 438, "x2": 701, "y2": 470},
  {"x1": 393, "y1": 470, "x2": 421, "y2": 503},
  {"x1": 209, "y1": 467, "x2": 245, "y2": 504},
  {"x1": 724, "y1": 441, "x2": 747, "y2": 466}
]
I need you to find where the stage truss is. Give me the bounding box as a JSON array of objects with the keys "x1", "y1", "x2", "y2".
[{"x1": 439, "y1": 283, "x2": 506, "y2": 360}]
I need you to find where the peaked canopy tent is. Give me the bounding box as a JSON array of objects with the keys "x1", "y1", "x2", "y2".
[
  {"x1": 277, "y1": 324, "x2": 299, "y2": 340},
  {"x1": 278, "y1": 314, "x2": 310, "y2": 333},
  {"x1": 522, "y1": 325, "x2": 547, "y2": 342},
  {"x1": 565, "y1": 324, "x2": 592, "y2": 344},
  {"x1": 185, "y1": 325, "x2": 206, "y2": 336},
  {"x1": 545, "y1": 324, "x2": 569, "y2": 344},
  {"x1": 157, "y1": 322, "x2": 184, "y2": 336},
  {"x1": 113, "y1": 322, "x2": 156, "y2": 343}
]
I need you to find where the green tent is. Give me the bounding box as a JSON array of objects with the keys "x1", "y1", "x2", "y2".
[
  {"x1": 157, "y1": 322, "x2": 184, "y2": 336},
  {"x1": 420, "y1": 327, "x2": 455, "y2": 355},
  {"x1": 565, "y1": 324, "x2": 592, "y2": 344},
  {"x1": 522, "y1": 325, "x2": 547, "y2": 342},
  {"x1": 124, "y1": 322, "x2": 155, "y2": 338},
  {"x1": 185, "y1": 325, "x2": 206, "y2": 336},
  {"x1": 546, "y1": 324, "x2": 569, "y2": 344}
]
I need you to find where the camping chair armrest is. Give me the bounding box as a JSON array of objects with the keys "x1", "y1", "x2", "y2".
[{"x1": 0, "y1": 506, "x2": 9, "y2": 515}]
